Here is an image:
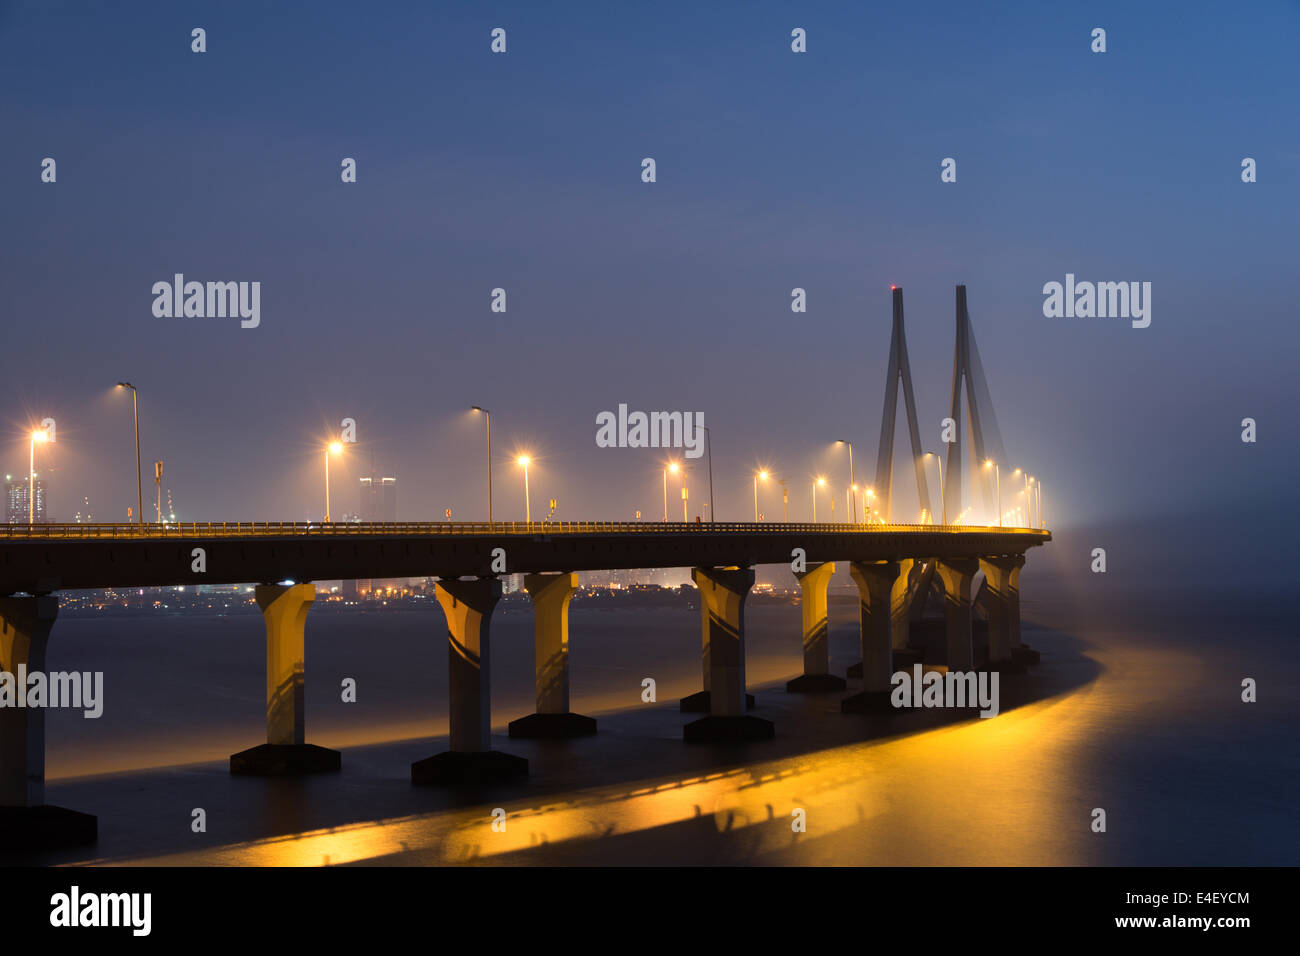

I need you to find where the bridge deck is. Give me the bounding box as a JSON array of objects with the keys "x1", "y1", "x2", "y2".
[{"x1": 0, "y1": 522, "x2": 1050, "y2": 594}]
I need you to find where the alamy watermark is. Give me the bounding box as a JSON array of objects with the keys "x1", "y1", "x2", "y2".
[
  {"x1": 891, "y1": 664, "x2": 999, "y2": 718},
  {"x1": 1042, "y1": 273, "x2": 1150, "y2": 328},
  {"x1": 151, "y1": 274, "x2": 260, "y2": 328},
  {"x1": 0, "y1": 667, "x2": 103, "y2": 718},
  {"x1": 595, "y1": 404, "x2": 705, "y2": 458}
]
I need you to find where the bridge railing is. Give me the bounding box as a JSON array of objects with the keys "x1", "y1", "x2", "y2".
[{"x1": 0, "y1": 520, "x2": 1049, "y2": 539}]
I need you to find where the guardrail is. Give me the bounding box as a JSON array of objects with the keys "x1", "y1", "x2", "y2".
[{"x1": 0, "y1": 521, "x2": 1048, "y2": 539}]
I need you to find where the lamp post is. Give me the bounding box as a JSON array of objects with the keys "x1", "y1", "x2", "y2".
[
  {"x1": 835, "y1": 440, "x2": 855, "y2": 523},
  {"x1": 753, "y1": 469, "x2": 769, "y2": 522},
  {"x1": 984, "y1": 459, "x2": 1001, "y2": 527},
  {"x1": 29, "y1": 428, "x2": 49, "y2": 524},
  {"x1": 470, "y1": 406, "x2": 492, "y2": 525},
  {"x1": 517, "y1": 455, "x2": 532, "y2": 523},
  {"x1": 682, "y1": 486, "x2": 689, "y2": 522},
  {"x1": 324, "y1": 441, "x2": 343, "y2": 521},
  {"x1": 155, "y1": 460, "x2": 164, "y2": 524},
  {"x1": 924, "y1": 452, "x2": 945, "y2": 525},
  {"x1": 663, "y1": 461, "x2": 680, "y2": 521},
  {"x1": 865, "y1": 487, "x2": 875, "y2": 524},
  {"x1": 702, "y1": 425, "x2": 714, "y2": 523},
  {"x1": 116, "y1": 382, "x2": 143, "y2": 526},
  {"x1": 814, "y1": 476, "x2": 826, "y2": 522},
  {"x1": 1037, "y1": 479, "x2": 1044, "y2": 529}
]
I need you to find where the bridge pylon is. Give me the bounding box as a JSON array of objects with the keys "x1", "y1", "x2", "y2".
[
  {"x1": 944, "y1": 285, "x2": 1006, "y2": 525},
  {"x1": 873, "y1": 286, "x2": 933, "y2": 523}
]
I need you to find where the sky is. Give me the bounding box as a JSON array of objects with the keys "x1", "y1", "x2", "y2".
[{"x1": 1, "y1": 1, "x2": 1297, "y2": 584}]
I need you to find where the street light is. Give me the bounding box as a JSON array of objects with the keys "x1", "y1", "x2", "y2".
[
  {"x1": 116, "y1": 382, "x2": 143, "y2": 525},
  {"x1": 813, "y1": 476, "x2": 826, "y2": 522},
  {"x1": 663, "y1": 461, "x2": 680, "y2": 522},
  {"x1": 702, "y1": 426, "x2": 715, "y2": 523},
  {"x1": 865, "y1": 486, "x2": 875, "y2": 524},
  {"x1": 470, "y1": 406, "x2": 492, "y2": 525},
  {"x1": 984, "y1": 459, "x2": 1001, "y2": 527},
  {"x1": 517, "y1": 454, "x2": 532, "y2": 523},
  {"x1": 324, "y1": 441, "x2": 343, "y2": 522},
  {"x1": 29, "y1": 428, "x2": 49, "y2": 525},
  {"x1": 753, "y1": 469, "x2": 769, "y2": 522},
  {"x1": 923, "y1": 452, "x2": 945, "y2": 525},
  {"x1": 835, "y1": 440, "x2": 855, "y2": 523}
]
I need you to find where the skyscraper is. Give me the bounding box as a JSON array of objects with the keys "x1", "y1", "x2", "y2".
[
  {"x1": 359, "y1": 473, "x2": 397, "y2": 522},
  {"x1": 5, "y1": 474, "x2": 47, "y2": 523}
]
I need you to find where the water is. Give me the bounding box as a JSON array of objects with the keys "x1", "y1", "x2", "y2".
[{"x1": 12, "y1": 583, "x2": 1300, "y2": 866}]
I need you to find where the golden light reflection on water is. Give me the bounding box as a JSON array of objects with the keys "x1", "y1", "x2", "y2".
[{"x1": 80, "y1": 642, "x2": 1204, "y2": 867}]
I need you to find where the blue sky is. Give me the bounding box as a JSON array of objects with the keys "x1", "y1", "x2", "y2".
[{"x1": 2, "y1": 1, "x2": 1296, "y2": 577}]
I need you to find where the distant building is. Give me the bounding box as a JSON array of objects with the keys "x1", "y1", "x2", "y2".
[
  {"x1": 5, "y1": 474, "x2": 46, "y2": 523},
  {"x1": 359, "y1": 474, "x2": 397, "y2": 522}
]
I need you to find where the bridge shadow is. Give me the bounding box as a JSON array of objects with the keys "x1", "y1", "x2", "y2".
[{"x1": 7, "y1": 620, "x2": 1100, "y2": 867}]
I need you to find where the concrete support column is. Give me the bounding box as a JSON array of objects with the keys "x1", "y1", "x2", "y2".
[
  {"x1": 979, "y1": 556, "x2": 1019, "y2": 666},
  {"x1": 412, "y1": 577, "x2": 527, "y2": 784},
  {"x1": 0, "y1": 595, "x2": 96, "y2": 848},
  {"x1": 1006, "y1": 555, "x2": 1040, "y2": 665},
  {"x1": 786, "y1": 562, "x2": 846, "y2": 693},
  {"x1": 683, "y1": 567, "x2": 773, "y2": 742},
  {"x1": 508, "y1": 572, "x2": 596, "y2": 738},
  {"x1": 680, "y1": 567, "x2": 755, "y2": 713},
  {"x1": 891, "y1": 558, "x2": 917, "y2": 649},
  {"x1": 935, "y1": 559, "x2": 979, "y2": 671},
  {"x1": 231, "y1": 583, "x2": 340, "y2": 775},
  {"x1": 842, "y1": 562, "x2": 901, "y2": 713}
]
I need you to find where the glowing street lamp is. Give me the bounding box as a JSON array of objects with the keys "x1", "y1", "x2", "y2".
[
  {"x1": 324, "y1": 441, "x2": 344, "y2": 522},
  {"x1": 835, "y1": 440, "x2": 855, "y2": 522},
  {"x1": 865, "y1": 486, "x2": 875, "y2": 524},
  {"x1": 923, "y1": 452, "x2": 945, "y2": 525},
  {"x1": 663, "y1": 461, "x2": 680, "y2": 522},
  {"x1": 517, "y1": 455, "x2": 532, "y2": 523},
  {"x1": 29, "y1": 428, "x2": 49, "y2": 525},
  {"x1": 813, "y1": 476, "x2": 826, "y2": 522},
  {"x1": 470, "y1": 406, "x2": 492, "y2": 525},
  {"x1": 753, "y1": 469, "x2": 769, "y2": 522},
  {"x1": 984, "y1": 459, "x2": 1001, "y2": 527},
  {"x1": 115, "y1": 382, "x2": 143, "y2": 526}
]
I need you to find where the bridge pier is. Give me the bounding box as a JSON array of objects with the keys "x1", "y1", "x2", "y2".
[
  {"x1": 935, "y1": 559, "x2": 979, "y2": 671},
  {"x1": 842, "y1": 562, "x2": 901, "y2": 713},
  {"x1": 786, "y1": 562, "x2": 845, "y2": 693},
  {"x1": 508, "y1": 573, "x2": 596, "y2": 738},
  {"x1": 0, "y1": 595, "x2": 97, "y2": 849},
  {"x1": 846, "y1": 558, "x2": 923, "y2": 679},
  {"x1": 680, "y1": 570, "x2": 755, "y2": 713},
  {"x1": 413, "y1": 577, "x2": 528, "y2": 784},
  {"x1": 231, "y1": 583, "x2": 340, "y2": 775},
  {"x1": 1006, "y1": 555, "x2": 1039, "y2": 665},
  {"x1": 684, "y1": 567, "x2": 772, "y2": 742},
  {"x1": 979, "y1": 556, "x2": 1023, "y2": 669}
]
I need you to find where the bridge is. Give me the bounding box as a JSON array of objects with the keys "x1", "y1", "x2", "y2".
[{"x1": 0, "y1": 285, "x2": 1052, "y2": 849}]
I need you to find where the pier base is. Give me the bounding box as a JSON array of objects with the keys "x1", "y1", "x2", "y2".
[
  {"x1": 508, "y1": 712, "x2": 597, "y2": 738},
  {"x1": 230, "y1": 743, "x2": 340, "y2": 776},
  {"x1": 680, "y1": 690, "x2": 755, "y2": 712},
  {"x1": 684, "y1": 715, "x2": 774, "y2": 743},
  {"x1": 0, "y1": 805, "x2": 98, "y2": 851}
]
